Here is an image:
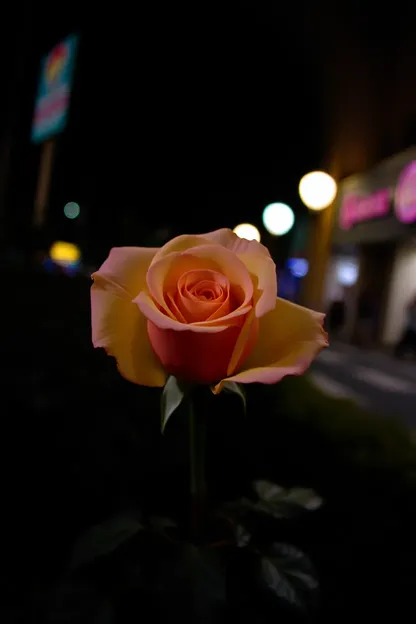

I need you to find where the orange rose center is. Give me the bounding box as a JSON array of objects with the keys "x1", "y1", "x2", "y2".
[{"x1": 165, "y1": 269, "x2": 235, "y2": 324}]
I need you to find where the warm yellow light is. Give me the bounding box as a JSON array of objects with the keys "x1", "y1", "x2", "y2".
[
  {"x1": 233, "y1": 223, "x2": 261, "y2": 242},
  {"x1": 298, "y1": 171, "x2": 337, "y2": 211},
  {"x1": 50, "y1": 241, "x2": 81, "y2": 266}
]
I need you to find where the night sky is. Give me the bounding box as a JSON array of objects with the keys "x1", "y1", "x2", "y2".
[{"x1": 1, "y1": 1, "x2": 329, "y2": 259}]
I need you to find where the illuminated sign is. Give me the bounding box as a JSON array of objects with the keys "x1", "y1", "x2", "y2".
[
  {"x1": 31, "y1": 34, "x2": 79, "y2": 144},
  {"x1": 338, "y1": 159, "x2": 416, "y2": 230},
  {"x1": 394, "y1": 161, "x2": 416, "y2": 224},
  {"x1": 339, "y1": 189, "x2": 390, "y2": 230}
]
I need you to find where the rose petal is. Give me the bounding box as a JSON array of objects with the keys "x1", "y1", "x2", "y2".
[
  {"x1": 201, "y1": 228, "x2": 272, "y2": 258},
  {"x1": 91, "y1": 247, "x2": 166, "y2": 387},
  {"x1": 135, "y1": 291, "x2": 233, "y2": 332},
  {"x1": 175, "y1": 290, "x2": 228, "y2": 323},
  {"x1": 147, "y1": 320, "x2": 247, "y2": 384},
  {"x1": 237, "y1": 251, "x2": 277, "y2": 318},
  {"x1": 202, "y1": 229, "x2": 277, "y2": 317},
  {"x1": 151, "y1": 234, "x2": 213, "y2": 264},
  {"x1": 226, "y1": 309, "x2": 259, "y2": 376},
  {"x1": 147, "y1": 252, "x2": 216, "y2": 314},
  {"x1": 150, "y1": 229, "x2": 272, "y2": 266},
  {"x1": 145, "y1": 245, "x2": 254, "y2": 327},
  {"x1": 213, "y1": 298, "x2": 328, "y2": 393},
  {"x1": 175, "y1": 271, "x2": 230, "y2": 323}
]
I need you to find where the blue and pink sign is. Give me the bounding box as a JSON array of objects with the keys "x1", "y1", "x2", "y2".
[
  {"x1": 31, "y1": 34, "x2": 79, "y2": 144},
  {"x1": 339, "y1": 160, "x2": 416, "y2": 230}
]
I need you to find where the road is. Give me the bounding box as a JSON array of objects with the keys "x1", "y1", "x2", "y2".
[{"x1": 310, "y1": 342, "x2": 416, "y2": 428}]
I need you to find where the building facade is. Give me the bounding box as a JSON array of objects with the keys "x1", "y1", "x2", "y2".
[{"x1": 325, "y1": 147, "x2": 416, "y2": 346}]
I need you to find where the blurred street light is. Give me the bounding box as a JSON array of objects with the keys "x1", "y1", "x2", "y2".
[
  {"x1": 337, "y1": 259, "x2": 359, "y2": 286},
  {"x1": 64, "y1": 201, "x2": 80, "y2": 219},
  {"x1": 287, "y1": 257, "x2": 309, "y2": 278},
  {"x1": 233, "y1": 223, "x2": 261, "y2": 242},
  {"x1": 262, "y1": 202, "x2": 295, "y2": 236},
  {"x1": 298, "y1": 171, "x2": 337, "y2": 211},
  {"x1": 50, "y1": 241, "x2": 81, "y2": 266}
]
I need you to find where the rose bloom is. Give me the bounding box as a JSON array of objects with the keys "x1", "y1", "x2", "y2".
[{"x1": 91, "y1": 229, "x2": 327, "y2": 393}]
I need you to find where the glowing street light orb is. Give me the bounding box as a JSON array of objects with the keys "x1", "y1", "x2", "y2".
[
  {"x1": 50, "y1": 241, "x2": 81, "y2": 267},
  {"x1": 233, "y1": 223, "x2": 261, "y2": 242},
  {"x1": 262, "y1": 203, "x2": 295, "y2": 236},
  {"x1": 298, "y1": 171, "x2": 337, "y2": 211},
  {"x1": 337, "y1": 259, "x2": 359, "y2": 286},
  {"x1": 64, "y1": 201, "x2": 80, "y2": 219}
]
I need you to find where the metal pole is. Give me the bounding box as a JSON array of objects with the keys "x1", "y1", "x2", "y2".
[{"x1": 33, "y1": 139, "x2": 56, "y2": 229}]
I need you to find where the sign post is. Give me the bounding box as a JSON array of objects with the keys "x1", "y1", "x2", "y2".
[
  {"x1": 33, "y1": 139, "x2": 56, "y2": 228},
  {"x1": 31, "y1": 34, "x2": 78, "y2": 228}
]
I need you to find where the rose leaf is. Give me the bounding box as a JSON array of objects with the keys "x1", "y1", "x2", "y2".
[
  {"x1": 221, "y1": 381, "x2": 246, "y2": 413},
  {"x1": 161, "y1": 375, "x2": 188, "y2": 433},
  {"x1": 69, "y1": 512, "x2": 143, "y2": 571}
]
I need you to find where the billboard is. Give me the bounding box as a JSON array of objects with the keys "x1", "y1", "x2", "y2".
[{"x1": 31, "y1": 34, "x2": 79, "y2": 144}]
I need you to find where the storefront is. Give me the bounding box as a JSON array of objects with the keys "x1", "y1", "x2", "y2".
[{"x1": 324, "y1": 146, "x2": 416, "y2": 346}]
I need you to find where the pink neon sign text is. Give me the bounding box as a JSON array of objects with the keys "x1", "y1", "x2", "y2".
[
  {"x1": 339, "y1": 189, "x2": 390, "y2": 230},
  {"x1": 395, "y1": 161, "x2": 416, "y2": 224}
]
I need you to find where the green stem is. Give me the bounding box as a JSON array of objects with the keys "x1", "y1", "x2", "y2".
[
  {"x1": 189, "y1": 398, "x2": 197, "y2": 498},
  {"x1": 189, "y1": 395, "x2": 206, "y2": 540}
]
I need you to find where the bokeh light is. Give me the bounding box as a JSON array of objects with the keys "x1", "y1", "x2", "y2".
[
  {"x1": 298, "y1": 171, "x2": 337, "y2": 211},
  {"x1": 262, "y1": 203, "x2": 295, "y2": 236},
  {"x1": 337, "y1": 259, "x2": 359, "y2": 286},
  {"x1": 287, "y1": 257, "x2": 309, "y2": 278},
  {"x1": 64, "y1": 201, "x2": 80, "y2": 219},
  {"x1": 233, "y1": 223, "x2": 261, "y2": 242},
  {"x1": 50, "y1": 241, "x2": 81, "y2": 267}
]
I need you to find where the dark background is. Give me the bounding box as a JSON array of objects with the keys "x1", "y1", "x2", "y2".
[
  {"x1": 1, "y1": 1, "x2": 416, "y2": 622},
  {"x1": 0, "y1": 1, "x2": 328, "y2": 263},
  {"x1": 1, "y1": 2, "x2": 416, "y2": 264}
]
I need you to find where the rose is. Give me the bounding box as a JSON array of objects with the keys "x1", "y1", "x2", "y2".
[{"x1": 91, "y1": 229, "x2": 327, "y2": 393}]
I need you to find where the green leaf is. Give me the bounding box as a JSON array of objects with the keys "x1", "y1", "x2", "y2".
[
  {"x1": 258, "y1": 542, "x2": 319, "y2": 613},
  {"x1": 69, "y1": 513, "x2": 143, "y2": 571},
  {"x1": 252, "y1": 480, "x2": 322, "y2": 518},
  {"x1": 223, "y1": 483, "x2": 322, "y2": 530},
  {"x1": 235, "y1": 524, "x2": 251, "y2": 548},
  {"x1": 222, "y1": 381, "x2": 246, "y2": 412},
  {"x1": 161, "y1": 376, "x2": 187, "y2": 432}
]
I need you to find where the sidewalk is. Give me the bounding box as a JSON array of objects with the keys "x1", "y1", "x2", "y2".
[
  {"x1": 312, "y1": 340, "x2": 416, "y2": 428},
  {"x1": 324, "y1": 337, "x2": 416, "y2": 381}
]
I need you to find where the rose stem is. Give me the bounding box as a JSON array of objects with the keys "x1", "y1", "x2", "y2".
[{"x1": 189, "y1": 394, "x2": 206, "y2": 542}]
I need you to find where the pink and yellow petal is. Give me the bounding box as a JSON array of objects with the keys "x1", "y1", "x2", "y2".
[
  {"x1": 135, "y1": 291, "x2": 231, "y2": 332},
  {"x1": 144, "y1": 244, "x2": 254, "y2": 328},
  {"x1": 151, "y1": 235, "x2": 210, "y2": 264},
  {"x1": 91, "y1": 276, "x2": 166, "y2": 387},
  {"x1": 226, "y1": 309, "x2": 259, "y2": 376},
  {"x1": 151, "y1": 229, "x2": 272, "y2": 267},
  {"x1": 93, "y1": 246, "x2": 159, "y2": 295},
  {"x1": 147, "y1": 251, "x2": 220, "y2": 311},
  {"x1": 213, "y1": 298, "x2": 328, "y2": 393},
  {"x1": 237, "y1": 251, "x2": 277, "y2": 318},
  {"x1": 91, "y1": 246, "x2": 166, "y2": 387},
  {"x1": 201, "y1": 228, "x2": 272, "y2": 258}
]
